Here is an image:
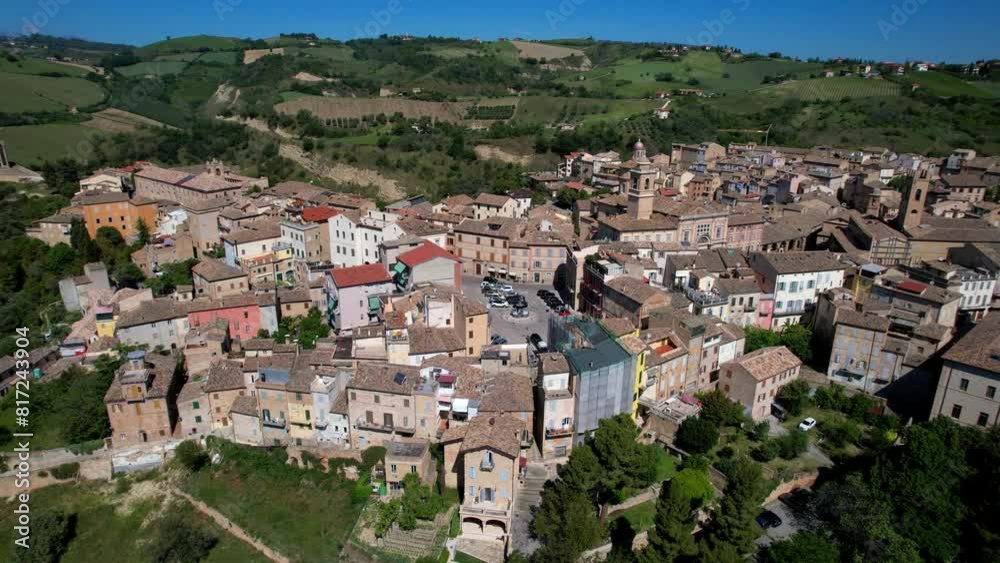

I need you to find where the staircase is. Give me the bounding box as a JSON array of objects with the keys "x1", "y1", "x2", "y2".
[{"x1": 510, "y1": 445, "x2": 548, "y2": 555}]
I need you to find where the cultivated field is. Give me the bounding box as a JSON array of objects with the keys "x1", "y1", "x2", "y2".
[
  {"x1": 115, "y1": 60, "x2": 189, "y2": 77},
  {"x1": 514, "y1": 95, "x2": 659, "y2": 125},
  {"x1": 0, "y1": 56, "x2": 90, "y2": 76},
  {"x1": 243, "y1": 47, "x2": 285, "y2": 64},
  {"x1": 83, "y1": 108, "x2": 172, "y2": 133},
  {"x1": 509, "y1": 40, "x2": 586, "y2": 60},
  {"x1": 906, "y1": 71, "x2": 999, "y2": 98},
  {"x1": 2, "y1": 72, "x2": 106, "y2": 112},
  {"x1": 755, "y1": 77, "x2": 903, "y2": 101},
  {"x1": 276, "y1": 95, "x2": 473, "y2": 123},
  {"x1": 198, "y1": 51, "x2": 241, "y2": 64},
  {"x1": 0, "y1": 123, "x2": 104, "y2": 165},
  {"x1": 137, "y1": 34, "x2": 247, "y2": 56},
  {"x1": 297, "y1": 45, "x2": 354, "y2": 61}
]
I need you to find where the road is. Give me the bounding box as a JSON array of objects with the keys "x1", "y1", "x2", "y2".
[{"x1": 756, "y1": 499, "x2": 800, "y2": 547}]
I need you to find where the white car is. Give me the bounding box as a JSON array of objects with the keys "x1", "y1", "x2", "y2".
[
  {"x1": 489, "y1": 297, "x2": 509, "y2": 308},
  {"x1": 501, "y1": 285, "x2": 515, "y2": 294},
  {"x1": 798, "y1": 417, "x2": 817, "y2": 431}
]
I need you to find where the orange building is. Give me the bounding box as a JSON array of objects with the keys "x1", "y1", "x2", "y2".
[{"x1": 80, "y1": 192, "x2": 158, "y2": 239}]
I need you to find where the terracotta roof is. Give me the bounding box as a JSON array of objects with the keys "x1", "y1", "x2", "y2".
[
  {"x1": 221, "y1": 221, "x2": 281, "y2": 245},
  {"x1": 479, "y1": 373, "x2": 533, "y2": 413},
  {"x1": 751, "y1": 251, "x2": 845, "y2": 275},
  {"x1": 728, "y1": 346, "x2": 802, "y2": 381},
  {"x1": 301, "y1": 206, "x2": 342, "y2": 222},
  {"x1": 230, "y1": 395, "x2": 259, "y2": 417},
  {"x1": 204, "y1": 360, "x2": 246, "y2": 392},
  {"x1": 116, "y1": 298, "x2": 188, "y2": 328},
  {"x1": 397, "y1": 242, "x2": 458, "y2": 267},
  {"x1": 474, "y1": 193, "x2": 514, "y2": 208},
  {"x1": 408, "y1": 325, "x2": 465, "y2": 355},
  {"x1": 837, "y1": 309, "x2": 890, "y2": 332},
  {"x1": 192, "y1": 259, "x2": 246, "y2": 282},
  {"x1": 942, "y1": 313, "x2": 1000, "y2": 372},
  {"x1": 329, "y1": 263, "x2": 391, "y2": 288},
  {"x1": 458, "y1": 413, "x2": 524, "y2": 459},
  {"x1": 606, "y1": 276, "x2": 669, "y2": 304},
  {"x1": 538, "y1": 352, "x2": 570, "y2": 375},
  {"x1": 601, "y1": 318, "x2": 636, "y2": 337},
  {"x1": 349, "y1": 363, "x2": 419, "y2": 395},
  {"x1": 104, "y1": 350, "x2": 180, "y2": 402}
]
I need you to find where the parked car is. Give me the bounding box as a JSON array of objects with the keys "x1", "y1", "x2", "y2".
[
  {"x1": 557, "y1": 309, "x2": 572, "y2": 317},
  {"x1": 756, "y1": 510, "x2": 782, "y2": 529},
  {"x1": 537, "y1": 289, "x2": 553, "y2": 298},
  {"x1": 500, "y1": 285, "x2": 515, "y2": 294},
  {"x1": 509, "y1": 295, "x2": 527, "y2": 307},
  {"x1": 483, "y1": 276, "x2": 499, "y2": 285},
  {"x1": 490, "y1": 335, "x2": 508, "y2": 346},
  {"x1": 529, "y1": 333, "x2": 548, "y2": 352},
  {"x1": 511, "y1": 306, "x2": 529, "y2": 318},
  {"x1": 489, "y1": 297, "x2": 509, "y2": 308},
  {"x1": 798, "y1": 417, "x2": 817, "y2": 431}
]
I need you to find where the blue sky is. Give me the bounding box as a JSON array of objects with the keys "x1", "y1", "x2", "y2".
[{"x1": 5, "y1": 0, "x2": 997, "y2": 62}]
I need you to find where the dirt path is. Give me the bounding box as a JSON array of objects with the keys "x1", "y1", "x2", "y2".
[
  {"x1": 172, "y1": 487, "x2": 290, "y2": 563},
  {"x1": 219, "y1": 115, "x2": 295, "y2": 139},
  {"x1": 278, "y1": 144, "x2": 406, "y2": 201}
]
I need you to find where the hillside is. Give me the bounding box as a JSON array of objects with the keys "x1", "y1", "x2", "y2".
[{"x1": 136, "y1": 34, "x2": 250, "y2": 56}]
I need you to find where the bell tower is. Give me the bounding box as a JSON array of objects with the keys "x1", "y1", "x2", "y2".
[
  {"x1": 897, "y1": 167, "x2": 930, "y2": 233},
  {"x1": 627, "y1": 139, "x2": 657, "y2": 220}
]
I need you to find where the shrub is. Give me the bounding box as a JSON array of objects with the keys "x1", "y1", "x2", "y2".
[
  {"x1": 174, "y1": 440, "x2": 209, "y2": 472},
  {"x1": 676, "y1": 417, "x2": 719, "y2": 454},
  {"x1": 718, "y1": 446, "x2": 735, "y2": 459},
  {"x1": 14, "y1": 510, "x2": 73, "y2": 563},
  {"x1": 776, "y1": 430, "x2": 809, "y2": 460},
  {"x1": 352, "y1": 471, "x2": 373, "y2": 505},
  {"x1": 38, "y1": 470, "x2": 49, "y2": 477},
  {"x1": 749, "y1": 420, "x2": 771, "y2": 442},
  {"x1": 361, "y1": 446, "x2": 387, "y2": 472},
  {"x1": 752, "y1": 440, "x2": 779, "y2": 462},
  {"x1": 147, "y1": 512, "x2": 217, "y2": 563},
  {"x1": 696, "y1": 390, "x2": 745, "y2": 427},
  {"x1": 819, "y1": 418, "x2": 861, "y2": 449},
  {"x1": 51, "y1": 462, "x2": 80, "y2": 480}
]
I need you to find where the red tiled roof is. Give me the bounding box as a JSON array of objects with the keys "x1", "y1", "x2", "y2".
[
  {"x1": 564, "y1": 181, "x2": 589, "y2": 191},
  {"x1": 329, "y1": 263, "x2": 391, "y2": 288},
  {"x1": 302, "y1": 206, "x2": 342, "y2": 222},
  {"x1": 897, "y1": 280, "x2": 927, "y2": 294},
  {"x1": 397, "y1": 242, "x2": 458, "y2": 267}
]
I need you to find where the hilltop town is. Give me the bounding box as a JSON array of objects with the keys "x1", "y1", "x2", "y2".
[{"x1": 0, "y1": 26, "x2": 998, "y2": 563}]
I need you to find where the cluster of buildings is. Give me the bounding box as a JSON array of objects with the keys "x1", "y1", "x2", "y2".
[{"x1": 11, "y1": 137, "x2": 1000, "y2": 553}]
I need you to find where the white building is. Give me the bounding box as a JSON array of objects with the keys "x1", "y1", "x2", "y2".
[
  {"x1": 329, "y1": 211, "x2": 406, "y2": 267},
  {"x1": 748, "y1": 251, "x2": 847, "y2": 329}
]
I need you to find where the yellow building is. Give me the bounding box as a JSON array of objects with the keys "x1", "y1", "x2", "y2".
[{"x1": 95, "y1": 306, "x2": 116, "y2": 338}]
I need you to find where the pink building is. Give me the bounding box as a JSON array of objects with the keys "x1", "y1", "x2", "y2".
[
  {"x1": 726, "y1": 214, "x2": 765, "y2": 252},
  {"x1": 755, "y1": 293, "x2": 775, "y2": 329},
  {"x1": 325, "y1": 264, "x2": 394, "y2": 333},
  {"x1": 187, "y1": 295, "x2": 273, "y2": 342}
]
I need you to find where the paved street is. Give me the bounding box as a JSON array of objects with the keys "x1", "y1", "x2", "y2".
[
  {"x1": 461, "y1": 277, "x2": 563, "y2": 350},
  {"x1": 756, "y1": 499, "x2": 801, "y2": 547}
]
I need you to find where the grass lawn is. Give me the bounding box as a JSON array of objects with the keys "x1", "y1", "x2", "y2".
[
  {"x1": 653, "y1": 446, "x2": 677, "y2": 482},
  {"x1": 137, "y1": 34, "x2": 247, "y2": 56},
  {"x1": 152, "y1": 52, "x2": 204, "y2": 62},
  {"x1": 615, "y1": 499, "x2": 657, "y2": 532},
  {"x1": 197, "y1": 51, "x2": 242, "y2": 65},
  {"x1": 0, "y1": 56, "x2": 89, "y2": 76},
  {"x1": 299, "y1": 45, "x2": 355, "y2": 62},
  {"x1": 278, "y1": 90, "x2": 309, "y2": 102},
  {"x1": 455, "y1": 551, "x2": 488, "y2": 563},
  {"x1": 0, "y1": 481, "x2": 269, "y2": 563},
  {"x1": 183, "y1": 441, "x2": 365, "y2": 562},
  {"x1": 1, "y1": 72, "x2": 106, "y2": 112},
  {"x1": 0, "y1": 123, "x2": 104, "y2": 166}
]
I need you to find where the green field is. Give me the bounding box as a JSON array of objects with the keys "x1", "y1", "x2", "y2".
[
  {"x1": 515, "y1": 95, "x2": 659, "y2": 125},
  {"x1": 153, "y1": 51, "x2": 203, "y2": 62},
  {"x1": 906, "y1": 71, "x2": 998, "y2": 98},
  {"x1": 0, "y1": 123, "x2": 104, "y2": 165},
  {"x1": 198, "y1": 51, "x2": 241, "y2": 64},
  {"x1": 563, "y1": 51, "x2": 826, "y2": 97},
  {"x1": 137, "y1": 34, "x2": 248, "y2": 56},
  {"x1": 278, "y1": 90, "x2": 309, "y2": 102},
  {"x1": 0, "y1": 481, "x2": 270, "y2": 563},
  {"x1": 115, "y1": 60, "x2": 189, "y2": 77},
  {"x1": 0, "y1": 56, "x2": 89, "y2": 76},
  {"x1": 1, "y1": 72, "x2": 106, "y2": 112},
  {"x1": 298, "y1": 45, "x2": 355, "y2": 62},
  {"x1": 755, "y1": 77, "x2": 903, "y2": 101}
]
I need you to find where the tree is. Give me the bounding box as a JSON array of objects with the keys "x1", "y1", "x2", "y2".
[
  {"x1": 779, "y1": 324, "x2": 813, "y2": 363},
  {"x1": 776, "y1": 379, "x2": 810, "y2": 416},
  {"x1": 696, "y1": 390, "x2": 745, "y2": 427},
  {"x1": 591, "y1": 414, "x2": 659, "y2": 502},
  {"x1": 399, "y1": 473, "x2": 442, "y2": 528},
  {"x1": 559, "y1": 443, "x2": 602, "y2": 494},
  {"x1": 705, "y1": 457, "x2": 765, "y2": 556},
  {"x1": 113, "y1": 261, "x2": 145, "y2": 289},
  {"x1": 761, "y1": 532, "x2": 839, "y2": 563},
  {"x1": 134, "y1": 218, "x2": 151, "y2": 248},
  {"x1": 743, "y1": 326, "x2": 780, "y2": 353},
  {"x1": 147, "y1": 512, "x2": 217, "y2": 563},
  {"x1": 296, "y1": 307, "x2": 331, "y2": 349},
  {"x1": 676, "y1": 417, "x2": 719, "y2": 454},
  {"x1": 13, "y1": 510, "x2": 73, "y2": 563},
  {"x1": 670, "y1": 467, "x2": 715, "y2": 507},
  {"x1": 69, "y1": 219, "x2": 99, "y2": 263},
  {"x1": 174, "y1": 440, "x2": 209, "y2": 472},
  {"x1": 374, "y1": 499, "x2": 400, "y2": 537},
  {"x1": 532, "y1": 481, "x2": 604, "y2": 562},
  {"x1": 639, "y1": 479, "x2": 698, "y2": 563}
]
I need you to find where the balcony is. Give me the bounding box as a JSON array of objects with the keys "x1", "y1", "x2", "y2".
[
  {"x1": 480, "y1": 457, "x2": 495, "y2": 471},
  {"x1": 684, "y1": 286, "x2": 727, "y2": 307},
  {"x1": 461, "y1": 498, "x2": 512, "y2": 518},
  {"x1": 262, "y1": 417, "x2": 286, "y2": 428},
  {"x1": 545, "y1": 426, "x2": 573, "y2": 439},
  {"x1": 355, "y1": 417, "x2": 415, "y2": 435}
]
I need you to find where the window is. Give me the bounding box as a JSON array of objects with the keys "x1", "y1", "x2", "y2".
[
  {"x1": 789, "y1": 281, "x2": 799, "y2": 292},
  {"x1": 777, "y1": 282, "x2": 786, "y2": 291},
  {"x1": 350, "y1": 391, "x2": 356, "y2": 401},
  {"x1": 390, "y1": 464, "x2": 397, "y2": 473},
  {"x1": 960, "y1": 378, "x2": 969, "y2": 391},
  {"x1": 988, "y1": 386, "x2": 996, "y2": 399},
  {"x1": 468, "y1": 485, "x2": 475, "y2": 496},
  {"x1": 192, "y1": 401, "x2": 200, "y2": 410},
  {"x1": 978, "y1": 412, "x2": 990, "y2": 427},
  {"x1": 295, "y1": 393, "x2": 302, "y2": 401},
  {"x1": 195, "y1": 415, "x2": 203, "y2": 423},
  {"x1": 500, "y1": 470, "x2": 508, "y2": 481},
  {"x1": 951, "y1": 404, "x2": 963, "y2": 419},
  {"x1": 468, "y1": 467, "x2": 476, "y2": 479},
  {"x1": 403, "y1": 399, "x2": 410, "y2": 408},
  {"x1": 374, "y1": 394, "x2": 380, "y2": 404},
  {"x1": 410, "y1": 465, "x2": 417, "y2": 473}
]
